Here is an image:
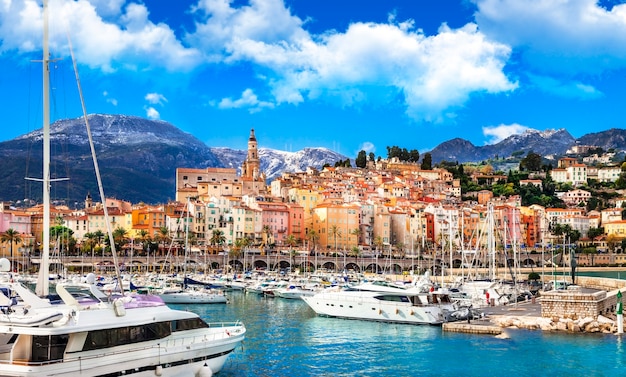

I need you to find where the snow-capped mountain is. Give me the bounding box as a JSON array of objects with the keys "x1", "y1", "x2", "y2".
[
  {"x1": 0, "y1": 114, "x2": 348, "y2": 204},
  {"x1": 1, "y1": 113, "x2": 625, "y2": 205},
  {"x1": 211, "y1": 147, "x2": 348, "y2": 180}
]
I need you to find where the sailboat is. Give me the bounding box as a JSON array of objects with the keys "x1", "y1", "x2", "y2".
[
  {"x1": 158, "y1": 198, "x2": 227, "y2": 304},
  {"x1": 0, "y1": 1, "x2": 244, "y2": 375}
]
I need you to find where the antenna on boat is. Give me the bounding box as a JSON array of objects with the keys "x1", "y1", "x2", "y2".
[{"x1": 65, "y1": 27, "x2": 125, "y2": 294}]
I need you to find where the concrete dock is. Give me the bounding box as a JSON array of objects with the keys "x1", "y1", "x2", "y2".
[
  {"x1": 443, "y1": 321, "x2": 503, "y2": 335},
  {"x1": 443, "y1": 301, "x2": 541, "y2": 335}
]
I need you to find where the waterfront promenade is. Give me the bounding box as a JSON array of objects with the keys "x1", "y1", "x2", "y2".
[{"x1": 26, "y1": 252, "x2": 622, "y2": 275}]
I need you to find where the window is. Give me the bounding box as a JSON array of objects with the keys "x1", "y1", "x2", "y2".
[
  {"x1": 172, "y1": 317, "x2": 209, "y2": 331},
  {"x1": 83, "y1": 322, "x2": 172, "y2": 351},
  {"x1": 32, "y1": 334, "x2": 69, "y2": 362}
]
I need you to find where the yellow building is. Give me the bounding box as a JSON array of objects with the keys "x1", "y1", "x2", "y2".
[
  {"x1": 289, "y1": 186, "x2": 323, "y2": 235},
  {"x1": 604, "y1": 220, "x2": 626, "y2": 238},
  {"x1": 312, "y1": 202, "x2": 359, "y2": 252},
  {"x1": 131, "y1": 204, "x2": 166, "y2": 239}
]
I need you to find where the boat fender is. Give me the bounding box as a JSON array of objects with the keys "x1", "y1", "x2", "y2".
[
  {"x1": 225, "y1": 329, "x2": 231, "y2": 336},
  {"x1": 378, "y1": 309, "x2": 382, "y2": 315},
  {"x1": 113, "y1": 299, "x2": 126, "y2": 317},
  {"x1": 155, "y1": 365, "x2": 163, "y2": 376},
  {"x1": 52, "y1": 314, "x2": 70, "y2": 327},
  {"x1": 196, "y1": 363, "x2": 213, "y2": 377},
  {"x1": 395, "y1": 308, "x2": 399, "y2": 314}
]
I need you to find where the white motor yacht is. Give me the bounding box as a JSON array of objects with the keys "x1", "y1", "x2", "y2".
[
  {"x1": 0, "y1": 259, "x2": 244, "y2": 376},
  {"x1": 302, "y1": 289, "x2": 453, "y2": 325}
]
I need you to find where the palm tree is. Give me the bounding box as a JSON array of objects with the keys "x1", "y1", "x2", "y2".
[
  {"x1": 307, "y1": 229, "x2": 319, "y2": 252},
  {"x1": 210, "y1": 229, "x2": 226, "y2": 254},
  {"x1": 329, "y1": 225, "x2": 342, "y2": 271},
  {"x1": 307, "y1": 229, "x2": 320, "y2": 273},
  {"x1": 231, "y1": 237, "x2": 250, "y2": 272},
  {"x1": 49, "y1": 224, "x2": 75, "y2": 255},
  {"x1": 374, "y1": 235, "x2": 384, "y2": 254},
  {"x1": 374, "y1": 235, "x2": 384, "y2": 274},
  {"x1": 285, "y1": 234, "x2": 297, "y2": 272},
  {"x1": 93, "y1": 230, "x2": 105, "y2": 256},
  {"x1": 329, "y1": 225, "x2": 341, "y2": 255},
  {"x1": 1, "y1": 228, "x2": 22, "y2": 261},
  {"x1": 262, "y1": 225, "x2": 272, "y2": 247},
  {"x1": 83, "y1": 231, "x2": 96, "y2": 254},
  {"x1": 112, "y1": 227, "x2": 128, "y2": 256},
  {"x1": 351, "y1": 228, "x2": 362, "y2": 248},
  {"x1": 155, "y1": 226, "x2": 170, "y2": 257},
  {"x1": 137, "y1": 229, "x2": 150, "y2": 256},
  {"x1": 349, "y1": 246, "x2": 361, "y2": 272}
]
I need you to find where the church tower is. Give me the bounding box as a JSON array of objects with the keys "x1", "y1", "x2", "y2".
[{"x1": 242, "y1": 129, "x2": 260, "y2": 180}]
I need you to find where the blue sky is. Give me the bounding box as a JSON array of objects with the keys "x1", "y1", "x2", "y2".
[{"x1": 1, "y1": 0, "x2": 625, "y2": 158}]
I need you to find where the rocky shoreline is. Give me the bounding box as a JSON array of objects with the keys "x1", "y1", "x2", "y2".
[{"x1": 489, "y1": 314, "x2": 619, "y2": 334}]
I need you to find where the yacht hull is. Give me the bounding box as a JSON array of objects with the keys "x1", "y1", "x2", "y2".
[{"x1": 302, "y1": 291, "x2": 445, "y2": 325}]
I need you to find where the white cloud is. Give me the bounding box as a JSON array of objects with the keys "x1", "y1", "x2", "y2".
[
  {"x1": 358, "y1": 142, "x2": 376, "y2": 155},
  {"x1": 145, "y1": 92, "x2": 168, "y2": 105},
  {"x1": 482, "y1": 123, "x2": 529, "y2": 144},
  {"x1": 0, "y1": 0, "x2": 519, "y2": 121},
  {"x1": 218, "y1": 88, "x2": 275, "y2": 113},
  {"x1": 145, "y1": 106, "x2": 160, "y2": 120},
  {"x1": 0, "y1": 0, "x2": 202, "y2": 72},
  {"x1": 103, "y1": 91, "x2": 118, "y2": 106},
  {"x1": 527, "y1": 74, "x2": 603, "y2": 100},
  {"x1": 188, "y1": 1, "x2": 517, "y2": 122},
  {"x1": 474, "y1": 0, "x2": 626, "y2": 74}
]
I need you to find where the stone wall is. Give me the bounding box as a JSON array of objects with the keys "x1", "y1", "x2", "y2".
[
  {"x1": 575, "y1": 276, "x2": 626, "y2": 291},
  {"x1": 540, "y1": 286, "x2": 621, "y2": 320}
]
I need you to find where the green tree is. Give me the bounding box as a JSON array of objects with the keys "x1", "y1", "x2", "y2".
[
  {"x1": 587, "y1": 227, "x2": 604, "y2": 239},
  {"x1": 210, "y1": 229, "x2": 226, "y2": 252},
  {"x1": 49, "y1": 225, "x2": 76, "y2": 255},
  {"x1": 421, "y1": 153, "x2": 432, "y2": 170},
  {"x1": 374, "y1": 235, "x2": 384, "y2": 253},
  {"x1": 307, "y1": 229, "x2": 319, "y2": 252},
  {"x1": 355, "y1": 150, "x2": 367, "y2": 168},
  {"x1": 137, "y1": 230, "x2": 151, "y2": 255},
  {"x1": 155, "y1": 226, "x2": 170, "y2": 256},
  {"x1": 368, "y1": 152, "x2": 375, "y2": 162},
  {"x1": 329, "y1": 225, "x2": 341, "y2": 255},
  {"x1": 1, "y1": 228, "x2": 22, "y2": 259},
  {"x1": 285, "y1": 234, "x2": 298, "y2": 270},
  {"x1": 519, "y1": 152, "x2": 542, "y2": 172},
  {"x1": 351, "y1": 228, "x2": 362, "y2": 248},
  {"x1": 112, "y1": 227, "x2": 128, "y2": 254},
  {"x1": 83, "y1": 232, "x2": 98, "y2": 257}
]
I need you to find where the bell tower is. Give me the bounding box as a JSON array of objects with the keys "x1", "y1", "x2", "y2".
[{"x1": 242, "y1": 129, "x2": 260, "y2": 179}]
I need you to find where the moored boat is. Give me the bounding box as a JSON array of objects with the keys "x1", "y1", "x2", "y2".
[
  {"x1": 0, "y1": 259, "x2": 244, "y2": 376},
  {"x1": 302, "y1": 289, "x2": 451, "y2": 325}
]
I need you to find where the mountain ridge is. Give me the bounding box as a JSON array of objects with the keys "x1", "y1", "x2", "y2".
[
  {"x1": 0, "y1": 114, "x2": 348, "y2": 205},
  {"x1": 1, "y1": 114, "x2": 626, "y2": 205}
]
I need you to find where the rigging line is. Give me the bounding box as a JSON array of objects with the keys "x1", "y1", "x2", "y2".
[{"x1": 65, "y1": 30, "x2": 125, "y2": 294}]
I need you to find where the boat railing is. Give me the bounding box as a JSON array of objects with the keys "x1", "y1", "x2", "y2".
[
  {"x1": 206, "y1": 320, "x2": 244, "y2": 329},
  {"x1": 0, "y1": 322, "x2": 245, "y2": 367}
]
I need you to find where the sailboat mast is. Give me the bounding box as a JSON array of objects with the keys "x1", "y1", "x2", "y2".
[
  {"x1": 39, "y1": 0, "x2": 51, "y2": 296},
  {"x1": 488, "y1": 202, "x2": 495, "y2": 280}
]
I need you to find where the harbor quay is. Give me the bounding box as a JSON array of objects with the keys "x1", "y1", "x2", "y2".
[
  {"x1": 32, "y1": 249, "x2": 626, "y2": 334},
  {"x1": 24, "y1": 252, "x2": 621, "y2": 276},
  {"x1": 446, "y1": 274, "x2": 626, "y2": 335}
]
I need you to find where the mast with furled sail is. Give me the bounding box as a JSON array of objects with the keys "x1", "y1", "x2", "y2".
[{"x1": 35, "y1": 0, "x2": 51, "y2": 297}]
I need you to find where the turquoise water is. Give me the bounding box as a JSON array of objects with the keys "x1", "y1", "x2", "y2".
[{"x1": 172, "y1": 291, "x2": 625, "y2": 377}]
